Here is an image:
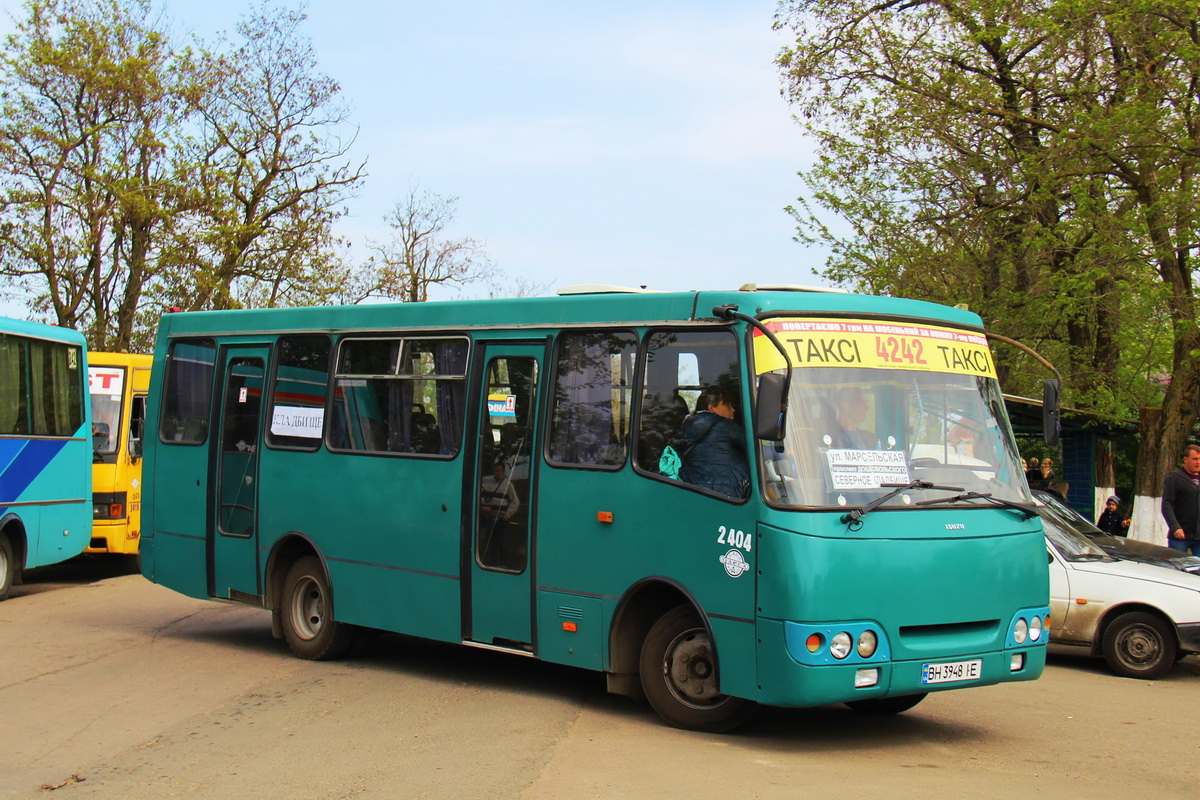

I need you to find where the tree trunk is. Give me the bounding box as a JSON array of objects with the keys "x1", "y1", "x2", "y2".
[{"x1": 1093, "y1": 438, "x2": 1116, "y2": 522}]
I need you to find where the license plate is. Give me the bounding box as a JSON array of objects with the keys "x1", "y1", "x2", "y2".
[{"x1": 921, "y1": 659, "x2": 982, "y2": 685}]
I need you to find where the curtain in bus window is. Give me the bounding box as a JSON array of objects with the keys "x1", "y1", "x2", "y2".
[
  {"x1": 548, "y1": 332, "x2": 636, "y2": 466},
  {"x1": 28, "y1": 340, "x2": 82, "y2": 436},
  {"x1": 385, "y1": 379, "x2": 415, "y2": 452},
  {"x1": 0, "y1": 335, "x2": 26, "y2": 435},
  {"x1": 433, "y1": 339, "x2": 467, "y2": 456}
]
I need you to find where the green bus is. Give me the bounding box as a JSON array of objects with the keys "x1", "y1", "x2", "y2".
[{"x1": 140, "y1": 286, "x2": 1050, "y2": 731}]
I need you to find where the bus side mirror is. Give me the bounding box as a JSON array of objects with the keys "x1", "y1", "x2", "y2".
[
  {"x1": 755, "y1": 372, "x2": 787, "y2": 441},
  {"x1": 1043, "y1": 379, "x2": 1061, "y2": 448}
]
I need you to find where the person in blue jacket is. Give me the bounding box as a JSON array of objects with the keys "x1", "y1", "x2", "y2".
[{"x1": 678, "y1": 388, "x2": 750, "y2": 498}]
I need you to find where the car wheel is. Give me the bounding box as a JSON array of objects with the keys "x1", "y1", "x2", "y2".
[{"x1": 1101, "y1": 611, "x2": 1177, "y2": 679}]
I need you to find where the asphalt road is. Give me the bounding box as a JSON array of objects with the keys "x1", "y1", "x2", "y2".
[{"x1": 2, "y1": 559, "x2": 1196, "y2": 800}]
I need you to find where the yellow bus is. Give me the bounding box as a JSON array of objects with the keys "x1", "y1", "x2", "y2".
[{"x1": 87, "y1": 353, "x2": 152, "y2": 567}]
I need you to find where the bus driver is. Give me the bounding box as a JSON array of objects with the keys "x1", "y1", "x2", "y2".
[{"x1": 830, "y1": 387, "x2": 879, "y2": 450}]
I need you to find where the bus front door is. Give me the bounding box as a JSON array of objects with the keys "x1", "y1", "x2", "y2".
[
  {"x1": 209, "y1": 346, "x2": 269, "y2": 600},
  {"x1": 467, "y1": 344, "x2": 543, "y2": 650}
]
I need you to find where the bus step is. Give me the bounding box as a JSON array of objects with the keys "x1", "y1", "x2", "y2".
[{"x1": 462, "y1": 639, "x2": 535, "y2": 657}]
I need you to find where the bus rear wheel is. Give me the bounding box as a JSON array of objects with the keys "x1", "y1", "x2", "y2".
[
  {"x1": 0, "y1": 532, "x2": 13, "y2": 601},
  {"x1": 639, "y1": 604, "x2": 755, "y2": 732},
  {"x1": 281, "y1": 556, "x2": 355, "y2": 660}
]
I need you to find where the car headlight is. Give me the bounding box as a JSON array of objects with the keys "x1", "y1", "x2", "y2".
[{"x1": 1029, "y1": 615, "x2": 1043, "y2": 642}]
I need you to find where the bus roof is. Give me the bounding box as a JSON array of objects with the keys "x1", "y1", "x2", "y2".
[
  {"x1": 154, "y1": 287, "x2": 984, "y2": 338},
  {"x1": 88, "y1": 351, "x2": 154, "y2": 367},
  {"x1": 0, "y1": 316, "x2": 87, "y2": 346}
]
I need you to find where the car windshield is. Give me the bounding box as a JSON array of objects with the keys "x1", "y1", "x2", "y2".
[
  {"x1": 1034, "y1": 490, "x2": 1101, "y2": 534},
  {"x1": 1042, "y1": 513, "x2": 1113, "y2": 561},
  {"x1": 756, "y1": 342, "x2": 1028, "y2": 510}
]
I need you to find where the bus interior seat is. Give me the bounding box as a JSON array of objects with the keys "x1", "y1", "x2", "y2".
[{"x1": 638, "y1": 391, "x2": 690, "y2": 468}]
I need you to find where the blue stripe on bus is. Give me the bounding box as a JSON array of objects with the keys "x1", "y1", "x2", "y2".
[
  {"x1": 0, "y1": 438, "x2": 24, "y2": 475},
  {"x1": 0, "y1": 438, "x2": 69, "y2": 506}
]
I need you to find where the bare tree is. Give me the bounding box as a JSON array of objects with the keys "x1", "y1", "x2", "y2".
[{"x1": 362, "y1": 186, "x2": 493, "y2": 303}]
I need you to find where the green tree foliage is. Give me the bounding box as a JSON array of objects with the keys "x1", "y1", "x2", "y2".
[
  {"x1": 0, "y1": 0, "x2": 181, "y2": 351},
  {"x1": 0, "y1": 0, "x2": 363, "y2": 351},
  {"x1": 161, "y1": 2, "x2": 364, "y2": 313},
  {"x1": 776, "y1": 0, "x2": 1200, "y2": 500}
]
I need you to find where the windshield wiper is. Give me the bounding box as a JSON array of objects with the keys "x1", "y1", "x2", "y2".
[
  {"x1": 915, "y1": 491, "x2": 1037, "y2": 519},
  {"x1": 842, "y1": 480, "x2": 965, "y2": 524}
]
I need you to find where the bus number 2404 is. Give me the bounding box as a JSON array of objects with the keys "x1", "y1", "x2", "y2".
[{"x1": 717, "y1": 526, "x2": 752, "y2": 552}]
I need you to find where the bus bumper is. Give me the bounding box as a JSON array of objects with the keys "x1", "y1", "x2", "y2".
[{"x1": 753, "y1": 617, "x2": 1047, "y2": 708}]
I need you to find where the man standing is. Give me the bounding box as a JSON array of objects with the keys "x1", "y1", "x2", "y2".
[{"x1": 1161, "y1": 444, "x2": 1200, "y2": 555}]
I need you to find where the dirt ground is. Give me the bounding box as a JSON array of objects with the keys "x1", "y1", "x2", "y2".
[{"x1": 2, "y1": 561, "x2": 1196, "y2": 799}]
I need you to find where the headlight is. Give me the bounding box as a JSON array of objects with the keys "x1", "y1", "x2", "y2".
[
  {"x1": 1013, "y1": 617, "x2": 1029, "y2": 644},
  {"x1": 831, "y1": 632, "x2": 853, "y2": 659},
  {"x1": 857, "y1": 629, "x2": 878, "y2": 658},
  {"x1": 1029, "y1": 615, "x2": 1043, "y2": 642}
]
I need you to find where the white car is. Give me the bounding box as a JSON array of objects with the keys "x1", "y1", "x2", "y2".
[{"x1": 1044, "y1": 512, "x2": 1200, "y2": 678}]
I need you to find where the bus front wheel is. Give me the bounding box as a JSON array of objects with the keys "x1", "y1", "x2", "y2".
[
  {"x1": 639, "y1": 604, "x2": 755, "y2": 732},
  {"x1": 281, "y1": 556, "x2": 355, "y2": 660},
  {"x1": 0, "y1": 532, "x2": 13, "y2": 601}
]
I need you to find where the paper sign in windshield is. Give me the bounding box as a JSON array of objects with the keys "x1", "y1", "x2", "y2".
[
  {"x1": 270, "y1": 405, "x2": 324, "y2": 438},
  {"x1": 826, "y1": 449, "x2": 911, "y2": 490}
]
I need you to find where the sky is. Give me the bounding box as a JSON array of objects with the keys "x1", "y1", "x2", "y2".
[{"x1": 1, "y1": 0, "x2": 829, "y2": 309}]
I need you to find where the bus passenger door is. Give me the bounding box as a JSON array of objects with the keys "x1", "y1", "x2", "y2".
[
  {"x1": 209, "y1": 346, "x2": 269, "y2": 600},
  {"x1": 466, "y1": 343, "x2": 543, "y2": 650}
]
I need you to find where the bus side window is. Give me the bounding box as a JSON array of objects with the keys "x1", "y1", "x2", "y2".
[
  {"x1": 28, "y1": 338, "x2": 84, "y2": 437},
  {"x1": 160, "y1": 339, "x2": 217, "y2": 446},
  {"x1": 266, "y1": 334, "x2": 331, "y2": 451},
  {"x1": 0, "y1": 334, "x2": 30, "y2": 435},
  {"x1": 547, "y1": 330, "x2": 637, "y2": 468},
  {"x1": 636, "y1": 329, "x2": 743, "y2": 496},
  {"x1": 329, "y1": 337, "x2": 467, "y2": 457}
]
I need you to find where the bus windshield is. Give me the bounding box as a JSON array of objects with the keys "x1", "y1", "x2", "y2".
[
  {"x1": 88, "y1": 366, "x2": 126, "y2": 457},
  {"x1": 755, "y1": 318, "x2": 1027, "y2": 509}
]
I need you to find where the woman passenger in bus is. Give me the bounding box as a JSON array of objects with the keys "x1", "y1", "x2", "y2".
[{"x1": 678, "y1": 388, "x2": 750, "y2": 498}]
